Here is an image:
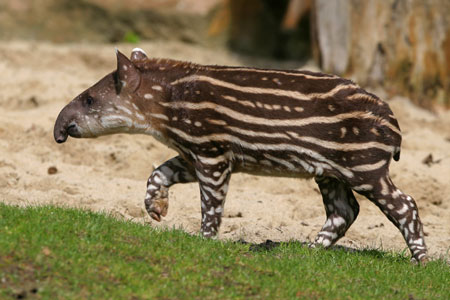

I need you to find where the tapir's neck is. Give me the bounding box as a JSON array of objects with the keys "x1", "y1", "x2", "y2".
[{"x1": 129, "y1": 58, "x2": 203, "y2": 149}]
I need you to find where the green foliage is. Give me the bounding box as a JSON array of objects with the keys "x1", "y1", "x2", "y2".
[
  {"x1": 0, "y1": 204, "x2": 449, "y2": 299},
  {"x1": 123, "y1": 31, "x2": 141, "y2": 44}
]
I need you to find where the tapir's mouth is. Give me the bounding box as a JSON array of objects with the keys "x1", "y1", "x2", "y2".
[{"x1": 66, "y1": 124, "x2": 78, "y2": 136}]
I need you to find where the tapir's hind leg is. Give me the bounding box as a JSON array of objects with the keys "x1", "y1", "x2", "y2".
[
  {"x1": 352, "y1": 173, "x2": 427, "y2": 263},
  {"x1": 312, "y1": 177, "x2": 360, "y2": 248},
  {"x1": 145, "y1": 155, "x2": 196, "y2": 221}
]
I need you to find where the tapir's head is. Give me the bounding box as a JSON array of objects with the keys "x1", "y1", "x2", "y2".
[{"x1": 54, "y1": 48, "x2": 152, "y2": 143}]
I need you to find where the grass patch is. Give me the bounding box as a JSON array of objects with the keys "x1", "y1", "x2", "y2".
[{"x1": 0, "y1": 203, "x2": 449, "y2": 299}]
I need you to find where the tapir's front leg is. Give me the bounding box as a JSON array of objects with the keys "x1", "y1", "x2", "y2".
[
  {"x1": 194, "y1": 159, "x2": 233, "y2": 238},
  {"x1": 145, "y1": 156, "x2": 196, "y2": 221}
]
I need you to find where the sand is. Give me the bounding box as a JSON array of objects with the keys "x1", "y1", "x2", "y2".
[{"x1": 1, "y1": 41, "x2": 449, "y2": 259}]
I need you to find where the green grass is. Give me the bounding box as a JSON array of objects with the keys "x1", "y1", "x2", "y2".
[{"x1": 0, "y1": 204, "x2": 448, "y2": 299}]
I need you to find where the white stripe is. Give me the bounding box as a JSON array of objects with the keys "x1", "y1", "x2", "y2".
[
  {"x1": 222, "y1": 95, "x2": 256, "y2": 108},
  {"x1": 226, "y1": 126, "x2": 290, "y2": 139},
  {"x1": 149, "y1": 113, "x2": 169, "y2": 121},
  {"x1": 209, "y1": 67, "x2": 340, "y2": 80},
  {"x1": 351, "y1": 160, "x2": 387, "y2": 172},
  {"x1": 289, "y1": 133, "x2": 394, "y2": 153},
  {"x1": 263, "y1": 154, "x2": 296, "y2": 170},
  {"x1": 159, "y1": 101, "x2": 387, "y2": 130},
  {"x1": 116, "y1": 105, "x2": 133, "y2": 115},
  {"x1": 171, "y1": 75, "x2": 358, "y2": 101},
  {"x1": 163, "y1": 125, "x2": 354, "y2": 178}
]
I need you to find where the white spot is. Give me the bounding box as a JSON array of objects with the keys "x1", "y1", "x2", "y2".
[
  {"x1": 387, "y1": 204, "x2": 394, "y2": 210},
  {"x1": 144, "y1": 94, "x2": 153, "y2": 99},
  {"x1": 379, "y1": 199, "x2": 387, "y2": 205},
  {"x1": 294, "y1": 106, "x2": 304, "y2": 112},
  {"x1": 352, "y1": 127, "x2": 360, "y2": 135},
  {"x1": 272, "y1": 78, "x2": 281, "y2": 85},
  {"x1": 152, "y1": 85, "x2": 163, "y2": 91},
  {"x1": 213, "y1": 172, "x2": 221, "y2": 177},
  {"x1": 147, "y1": 185, "x2": 158, "y2": 191},
  {"x1": 194, "y1": 121, "x2": 202, "y2": 127},
  {"x1": 353, "y1": 184, "x2": 373, "y2": 191},
  {"x1": 117, "y1": 105, "x2": 132, "y2": 115},
  {"x1": 215, "y1": 206, "x2": 223, "y2": 214},
  {"x1": 132, "y1": 103, "x2": 139, "y2": 110},
  {"x1": 153, "y1": 176, "x2": 162, "y2": 185},
  {"x1": 207, "y1": 207, "x2": 215, "y2": 215},
  {"x1": 397, "y1": 203, "x2": 409, "y2": 215},
  {"x1": 371, "y1": 128, "x2": 380, "y2": 136},
  {"x1": 135, "y1": 112, "x2": 145, "y2": 120},
  {"x1": 201, "y1": 191, "x2": 209, "y2": 202},
  {"x1": 283, "y1": 106, "x2": 291, "y2": 112},
  {"x1": 333, "y1": 216, "x2": 346, "y2": 228},
  {"x1": 340, "y1": 127, "x2": 347, "y2": 138},
  {"x1": 408, "y1": 222, "x2": 415, "y2": 234},
  {"x1": 185, "y1": 119, "x2": 191, "y2": 124},
  {"x1": 328, "y1": 104, "x2": 335, "y2": 111},
  {"x1": 322, "y1": 239, "x2": 331, "y2": 247},
  {"x1": 172, "y1": 116, "x2": 178, "y2": 121},
  {"x1": 123, "y1": 65, "x2": 128, "y2": 71},
  {"x1": 328, "y1": 190, "x2": 336, "y2": 199},
  {"x1": 261, "y1": 77, "x2": 268, "y2": 80},
  {"x1": 380, "y1": 178, "x2": 389, "y2": 196}
]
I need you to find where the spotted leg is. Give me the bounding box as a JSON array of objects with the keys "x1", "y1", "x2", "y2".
[
  {"x1": 312, "y1": 177, "x2": 360, "y2": 248},
  {"x1": 354, "y1": 174, "x2": 427, "y2": 263},
  {"x1": 145, "y1": 155, "x2": 196, "y2": 221},
  {"x1": 194, "y1": 158, "x2": 233, "y2": 238}
]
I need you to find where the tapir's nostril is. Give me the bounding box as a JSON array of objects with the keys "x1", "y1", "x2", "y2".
[{"x1": 56, "y1": 136, "x2": 66, "y2": 143}]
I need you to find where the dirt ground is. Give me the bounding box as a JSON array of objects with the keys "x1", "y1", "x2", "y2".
[{"x1": 1, "y1": 41, "x2": 449, "y2": 259}]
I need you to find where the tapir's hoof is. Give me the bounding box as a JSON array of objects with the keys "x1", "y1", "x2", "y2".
[
  {"x1": 411, "y1": 255, "x2": 428, "y2": 266},
  {"x1": 147, "y1": 198, "x2": 169, "y2": 222}
]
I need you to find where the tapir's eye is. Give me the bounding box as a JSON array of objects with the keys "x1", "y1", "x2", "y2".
[{"x1": 86, "y1": 96, "x2": 94, "y2": 106}]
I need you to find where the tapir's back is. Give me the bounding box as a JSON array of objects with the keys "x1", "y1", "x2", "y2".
[{"x1": 164, "y1": 64, "x2": 402, "y2": 180}]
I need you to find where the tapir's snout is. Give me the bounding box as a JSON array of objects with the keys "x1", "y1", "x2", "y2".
[
  {"x1": 54, "y1": 102, "x2": 81, "y2": 143},
  {"x1": 54, "y1": 109, "x2": 69, "y2": 143}
]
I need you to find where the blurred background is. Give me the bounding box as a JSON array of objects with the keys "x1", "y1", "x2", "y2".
[{"x1": 1, "y1": 0, "x2": 449, "y2": 107}]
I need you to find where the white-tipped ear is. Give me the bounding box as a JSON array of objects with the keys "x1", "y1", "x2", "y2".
[
  {"x1": 131, "y1": 48, "x2": 148, "y2": 63},
  {"x1": 116, "y1": 50, "x2": 141, "y2": 92}
]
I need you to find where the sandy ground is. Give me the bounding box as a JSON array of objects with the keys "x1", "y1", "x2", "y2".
[{"x1": 1, "y1": 41, "x2": 449, "y2": 259}]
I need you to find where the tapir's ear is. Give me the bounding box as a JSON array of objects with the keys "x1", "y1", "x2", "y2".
[
  {"x1": 130, "y1": 48, "x2": 148, "y2": 63},
  {"x1": 115, "y1": 49, "x2": 140, "y2": 93}
]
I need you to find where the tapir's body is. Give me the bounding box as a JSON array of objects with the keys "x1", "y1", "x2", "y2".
[{"x1": 54, "y1": 49, "x2": 427, "y2": 263}]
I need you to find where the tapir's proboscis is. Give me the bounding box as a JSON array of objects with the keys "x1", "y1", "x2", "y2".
[{"x1": 54, "y1": 49, "x2": 428, "y2": 263}]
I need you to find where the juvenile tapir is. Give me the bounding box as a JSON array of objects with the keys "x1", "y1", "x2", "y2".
[{"x1": 54, "y1": 48, "x2": 427, "y2": 263}]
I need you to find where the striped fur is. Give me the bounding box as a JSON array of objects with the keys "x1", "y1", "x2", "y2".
[{"x1": 53, "y1": 49, "x2": 427, "y2": 263}]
